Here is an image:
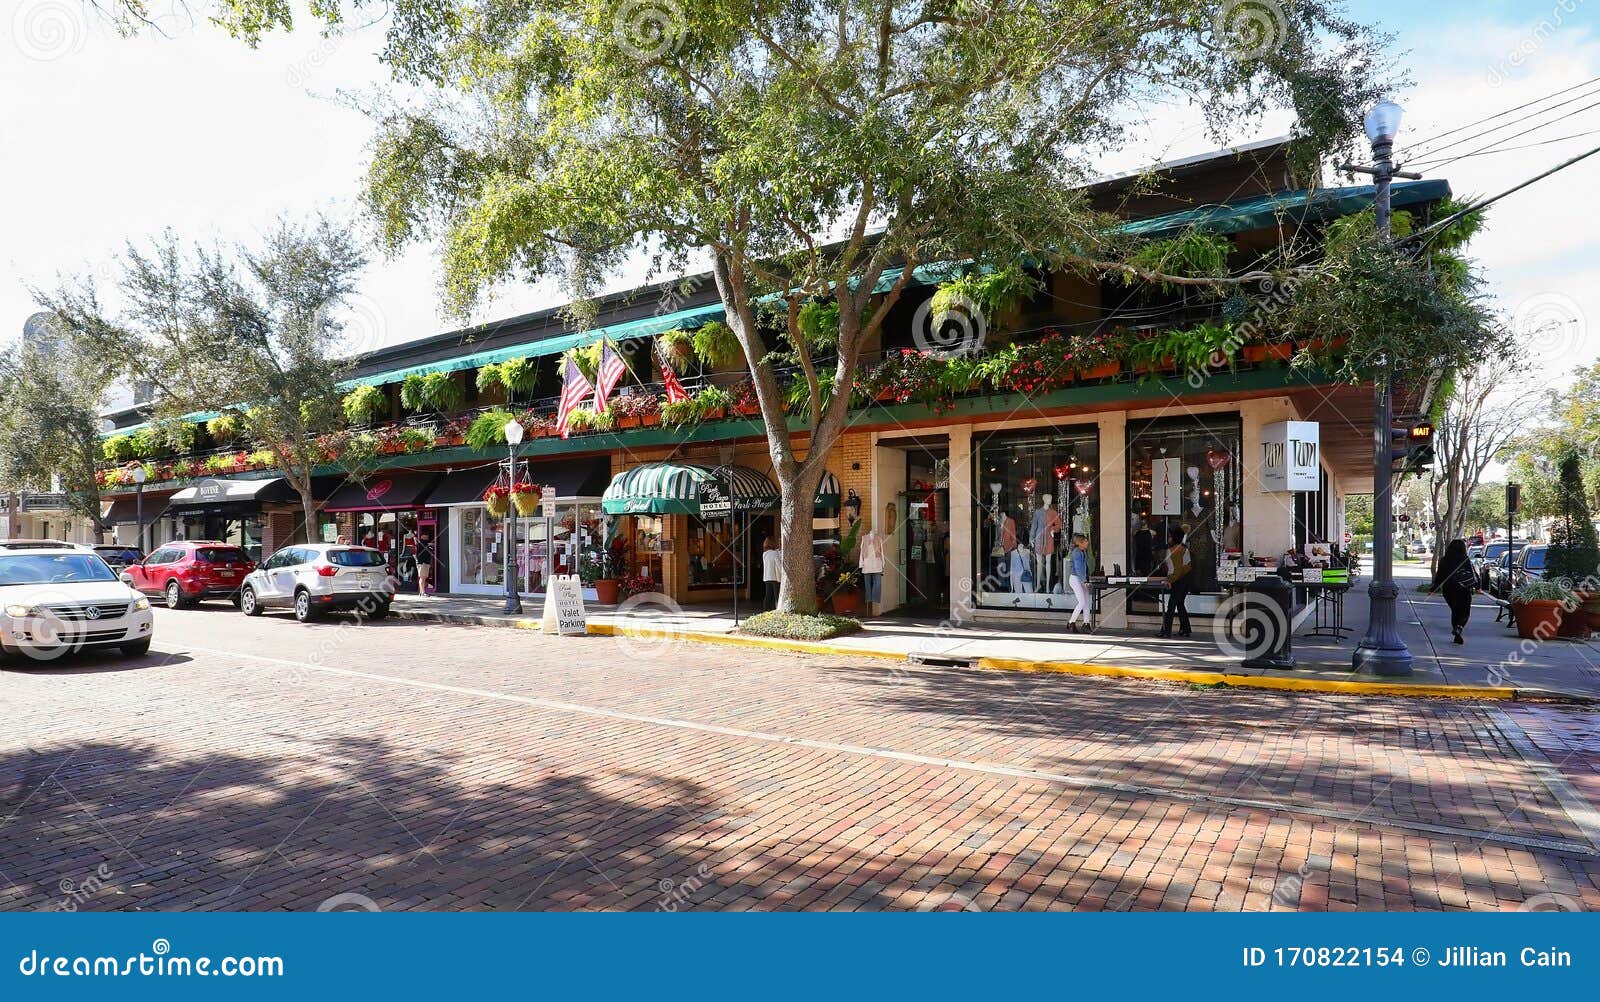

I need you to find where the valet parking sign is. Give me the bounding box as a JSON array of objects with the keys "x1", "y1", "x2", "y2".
[{"x1": 1260, "y1": 421, "x2": 1320, "y2": 492}]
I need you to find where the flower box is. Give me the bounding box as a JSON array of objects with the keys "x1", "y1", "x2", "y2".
[
  {"x1": 1077, "y1": 362, "x2": 1121, "y2": 381},
  {"x1": 1243, "y1": 342, "x2": 1294, "y2": 363},
  {"x1": 1296, "y1": 336, "x2": 1348, "y2": 353}
]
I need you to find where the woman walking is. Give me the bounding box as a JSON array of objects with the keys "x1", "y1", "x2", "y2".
[
  {"x1": 1154, "y1": 525, "x2": 1192, "y2": 638},
  {"x1": 1431, "y1": 538, "x2": 1478, "y2": 645},
  {"x1": 1067, "y1": 534, "x2": 1092, "y2": 632}
]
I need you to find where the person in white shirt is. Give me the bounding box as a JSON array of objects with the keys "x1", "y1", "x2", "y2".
[{"x1": 761, "y1": 536, "x2": 782, "y2": 609}]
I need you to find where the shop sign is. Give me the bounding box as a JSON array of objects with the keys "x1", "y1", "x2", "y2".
[
  {"x1": 1151, "y1": 458, "x2": 1183, "y2": 515},
  {"x1": 195, "y1": 479, "x2": 225, "y2": 501},
  {"x1": 365, "y1": 479, "x2": 393, "y2": 502},
  {"x1": 541, "y1": 485, "x2": 557, "y2": 518},
  {"x1": 697, "y1": 481, "x2": 766, "y2": 517},
  {"x1": 541, "y1": 574, "x2": 588, "y2": 636},
  {"x1": 1260, "y1": 421, "x2": 1320, "y2": 492}
]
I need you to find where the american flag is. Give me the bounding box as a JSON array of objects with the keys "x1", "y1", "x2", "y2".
[
  {"x1": 593, "y1": 340, "x2": 626, "y2": 412},
  {"x1": 556, "y1": 356, "x2": 594, "y2": 439},
  {"x1": 660, "y1": 363, "x2": 690, "y2": 404}
]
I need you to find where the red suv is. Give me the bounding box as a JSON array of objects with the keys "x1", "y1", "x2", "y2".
[{"x1": 122, "y1": 541, "x2": 257, "y2": 609}]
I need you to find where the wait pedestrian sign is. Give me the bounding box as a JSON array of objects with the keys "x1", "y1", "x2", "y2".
[{"x1": 541, "y1": 574, "x2": 588, "y2": 635}]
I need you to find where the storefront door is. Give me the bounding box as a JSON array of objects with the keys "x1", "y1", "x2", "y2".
[{"x1": 897, "y1": 488, "x2": 949, "y2": 615}]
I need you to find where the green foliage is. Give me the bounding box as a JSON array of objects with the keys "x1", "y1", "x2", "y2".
[
  {"x1": 103, "y1": 434, "x2": 136, "y2": 462},
  {"x1": 130, "y1": 426, "x2": 164, "y2": 458},
  {"x1": 691, "y1": 322, "x2": 741, "y2": 368},
  {"x1": 246, "y1": 448, "x2": 277, "y2": 467},
  {"x1": 477, "y1": 356, "x2": 538, "y2": 395},
  {"x1": 1511, "y1": 580, "x2": 1577, "y2": 605},
  {"x1": 401, "y1": 371, "x2": 463, "y2": 412},
  {"x1": 694, "y1": 384, "x2": 733, "y2": 416},
  {"x1": 797, "y1": 302, "x2": 841, "y2": 350},
  {"x1": 1125, "y1": 322, "x2": 1237, "y2": 381},
  {"x1": 1545, "y1": 451, "x2": 1600, "y2": 586},
  {"x1": 656, "y1": 330, "x2": 694, "y2": 372},
  {"x1": 740, "y1": 611, "x2": 862, "y2": 641},
  {"x1": 206, "y1": 414, "x2": 240, "y2": 442},
  {"x1": 565, "y1": 407, "x2": 616, "y2": 434},
  {"x1": 159, "y1": 421, "x2": 199, "y2": 455},
  {"x1": 1119, "y1": 232, "x2": 1232, "y2": 289},
  {"x1": 342, "y1": 384, "x2": 387, "y2": 425},
  {"x1": 660, "y1": 398, "x2": 701, "y2": 428},
  {"x1": 465, "y1": 408, "x2": 520, "y2": 451}
]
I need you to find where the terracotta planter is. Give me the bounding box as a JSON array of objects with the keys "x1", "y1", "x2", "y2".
[
  {"x1": 1077, "y1": 362, "x2": 1121, "y2": 381},
  {"x1": 829, "y1": 590, "x2": 863, "y2": 616},
  {"x1": 593, "y1": 579, "x2": 621, "y2": 605},
  {"x1": 1243, "y1": 342, "x2": 1294, "y2": 363},
  {"x1": 1512, "y1": 599, "x2": 1565, "y2": 641},
  {"x1": 1559, "y1": 601, "x2": 1591, "y2": 638},
  {"x1": 639, "y1": 413, "x2": 661, "y2": 427}
]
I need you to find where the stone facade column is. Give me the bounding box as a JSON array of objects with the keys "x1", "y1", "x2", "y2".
[
  {"x1": 946, "y1": 425, "x2": 974, "y2": 624},
  {"x1": 1096, "y1": 411, "x2": 1129, "y2": 629},
  {"x1": 1240, "y1": 397, "x2": 1298, "y2": 559}
]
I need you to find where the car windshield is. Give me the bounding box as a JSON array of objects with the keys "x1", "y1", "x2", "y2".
[
  {"x1": 1484, "y1": 544, "x2": 1507, "y2": 558},
  {"x1": 328, "y1": 548, "x2": 386, "y2": 567},
  {"x1": 0, "y1": 553, "x2": 117, "y2": 586},
  {"x1": 98, "y1": 548, "x2": 141, "y2": 562},
  {"x1": 1526, "y1": 549, "x2": 1547, "y2": 569},
  {"x1": 196, "y1": 547, "x2": 247, "y2": 564}
]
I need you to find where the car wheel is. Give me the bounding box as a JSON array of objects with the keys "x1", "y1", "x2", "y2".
[
  {"x1": 120, "y1": 639, "x2": 152, "y2": 657},
  {"x1": 361, "y1": 601, "x2": 390, "y2": 621},
  {"x1": 230, "y1": 591, "x2": 243, "y2": 608},
  {"x1": 293, "y1": 589, "x2": 318, "y2": 623},
  {"x1": 240, "y1": 585, "x2": 262, "y2": 617},
  {"x1": 164, "y1": 580, "x2": 186, "y2": 610}
]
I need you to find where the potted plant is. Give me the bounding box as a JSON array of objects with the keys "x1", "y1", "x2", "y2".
[
  {"x1": 657, "y1": 329, "x2": 695, "y2": 371},
  {"x1": 205, "y1": 414, "x2": 240, "y2": 444},
  {"x1": 510, "y1": 480, "x2": 542, "y2": 517},
  {"x1": 693, "y1": 384, "x2": 733, "y2": 421},
  {"x1": 1242, "y1": 337, "x2": 1295, "y2": 363},
  {"x1": 342, "y1": 384, "x2": 387, "y2": 426},
  {"x1": 691, "y1": 321, "x2": 741, "y2": 368},
  {"x1": 483, "y1": 483, "x2": 511, "y2": 518},
  {"x1": 1509, "y1": 581, "x2": 1575, "y2": 641},
  {"x1": 828, "y1": 568, "x2": 864, "y2": 616}
]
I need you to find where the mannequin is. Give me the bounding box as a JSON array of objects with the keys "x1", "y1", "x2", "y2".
[
  {"x1": 858, "y1": 523, "x2": 887, "y2": 615},
  {"x1": 1001, "y1": 510, "x2": 1018, "y2": 591},
  {"x1": 1132, "y1": 513, "x2": 1156, "y2": 577},
  {"x1": 1031, "y1": 495, "x2": 1063, "y2": 596},
  {"x1": 1010, "y1": 542, "x2": 1035, "y2": 595}
]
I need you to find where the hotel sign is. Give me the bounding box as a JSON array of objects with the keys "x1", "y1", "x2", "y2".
[{"x1": 1261, "y1": 421, "x2": 1320, "y2": 492}]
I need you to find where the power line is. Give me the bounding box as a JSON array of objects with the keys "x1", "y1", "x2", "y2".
[
  {"x1": 1403, "y1": 83, "x2": 1600, "y2": 165},
  {"x1": 1409, "y1": 127, "x2": 1600, "y2": 164},
  {"x1": 1405, "y1": 141, "x2": 1600, "y2": 250},
  {"x1": 1398, "y1": 73, "x2": 1600, "y2": 155},
  {"x1": 1410, "y1": 96, "x2": 1600, "y2": 170}
]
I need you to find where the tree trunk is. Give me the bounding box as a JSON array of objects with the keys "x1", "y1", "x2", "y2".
[
  {"x1": 775, "y1": 464, "x2": 827, "y2": 614},
  {"x1": 300, "y1": 492, "x2": 319, "y2": 546}
]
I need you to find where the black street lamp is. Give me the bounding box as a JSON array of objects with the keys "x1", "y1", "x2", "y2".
[
  {"x1": 503, "y1": 417, "x2": 525, "y2": 615},
  {"x1": 128, "y1": 461, "x2": 148, "y2": 554},
  {"x1": 1350, "y1": 99, "x2": 1414, "y2": 676}
]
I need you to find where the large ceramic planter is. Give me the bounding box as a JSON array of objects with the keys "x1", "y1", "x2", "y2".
[
  {"x1": 1559, "y1": 595, "x2": 1591, "y2": 638},
  {"x1": 829, "y1": 591, "x2": 863, "y2": 616},
  {"x1": 592, "y1": 578, "x2": 621, "y2": 605},
  {"x1": 1583, "y1": 595, "x2": 1600, "y2": 632},
  {"x1": 1512, "y1": 599, "x2": 1565, "y2": 641}
]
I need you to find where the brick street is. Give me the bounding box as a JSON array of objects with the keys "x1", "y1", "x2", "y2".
[{"x1": 2, "y1": 607, "x2": 1598, "y2": 912}]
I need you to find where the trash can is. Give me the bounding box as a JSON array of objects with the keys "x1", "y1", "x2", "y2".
[{"x1": 1241, "y1": 575, "x2": 1295, "y2": 669}]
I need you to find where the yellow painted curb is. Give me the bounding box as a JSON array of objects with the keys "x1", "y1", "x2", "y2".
[{"x1": 584, "y1": 623, "x2": 1520, "y2": 701}]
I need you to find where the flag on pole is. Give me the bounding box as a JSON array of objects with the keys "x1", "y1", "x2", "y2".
[
  {"x1": 593, "y1": 340, "x2": 626, "y2": 412},
  {"x1": 661, "y1": 364, "x2": 690, "y2": 404},
  {"x1": 556, "y1": 356, "x2": 594, "y2": 439}
]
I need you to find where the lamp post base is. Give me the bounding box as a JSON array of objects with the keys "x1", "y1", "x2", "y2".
[
  {"x1": 504, "y1": 590, "x2": 523, "y2": 616},
  {"x1": 1352, "y1": 641, "x2": 1414, "y2": 676}
]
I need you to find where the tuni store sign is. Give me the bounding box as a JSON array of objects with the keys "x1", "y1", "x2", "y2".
[{"x1": 1260, "y1": 421, "x2": 1320, "y2": 492}]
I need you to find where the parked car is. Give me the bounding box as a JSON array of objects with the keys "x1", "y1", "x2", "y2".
[
  {"x1": 1485, "y1": 551, "x2": 1515, "y2": 600},
  {"x1": 122, "y1": 540, "x2": 256, "y2": 609},
  {"x1": 238, "y1": 544, "x2": 394, "y2": 623},
  {"x1": 92, "y1": 544, "x2": 144, "y2": 571},
  {"x1": 0, "y1": 539, "x2": 77, "y2": 551},
  {"x1": 1511, "y1": 544, "x2": 1549, "y2": 591},
  {"x1": 1475, "y1": 540, "x2": 1524, "y2": 589},
  {"x1": 0, "y1": 546, "x2": 153, "y2": 660}
]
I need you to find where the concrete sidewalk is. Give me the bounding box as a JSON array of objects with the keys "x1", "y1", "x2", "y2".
[{"x1": 389, "y1": 561, "x2": 1600, "y2": 701}]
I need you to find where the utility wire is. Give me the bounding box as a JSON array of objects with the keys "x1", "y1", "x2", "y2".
[
  {"x1": 1411, "y1": 127, "x2": 1600, "y2": 164},
  {"x1": 1410, "y1": 96, "x2": 1600, "y2": 170},
  {"x1": 1404, "y1": 141, "x2": 1600, "y2": 250},
  {"x1": 1397, "y1": 73, "x2": 1600, "y2": 156},
  {"x1": 1403, "y1": 85, "x2": 1600, "y2": 165}
]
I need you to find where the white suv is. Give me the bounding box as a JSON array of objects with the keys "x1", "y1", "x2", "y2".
[
  {"x1": 239, "y1": 544, "x2": 395, "y2": 622},
  {"x1": 0, "y1": 547, "x2": 154, "y2": 662}
]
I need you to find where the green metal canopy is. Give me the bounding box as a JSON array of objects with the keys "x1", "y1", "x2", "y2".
[
  {"x1": 1113, "y1": 179, "x2": 1452, "y2": 239},
  {"x1": 602, "y1": 463, "x2": 842, "y2": 516}
]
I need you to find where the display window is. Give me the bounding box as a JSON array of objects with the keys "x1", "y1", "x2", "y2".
[
  {"x1": 450, "y1": 499, "x2": 603, "y2": 596},
  {"x1": 1126, "y1": 414, "x2": 1243, "y2": 596},
  {"x1": 973, "y1": 426, "x2": 1099, "y2": 610}
]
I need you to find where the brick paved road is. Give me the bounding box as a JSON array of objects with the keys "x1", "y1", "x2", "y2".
[{"x1": 2, "y1": 605, "x2": 1598, "y2": 911}]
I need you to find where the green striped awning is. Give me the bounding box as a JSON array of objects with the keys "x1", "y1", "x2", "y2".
[{"x1": 602, "y1": 463, "x2": 841, "y2": 516}]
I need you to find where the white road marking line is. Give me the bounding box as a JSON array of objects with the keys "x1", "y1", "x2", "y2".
[
  {"x1": 160, "y1": 643, "x2": 1598, "y2": 857},
  {"x1": 1486, "y1": 707, "x2": 1600, "y2": 852}
]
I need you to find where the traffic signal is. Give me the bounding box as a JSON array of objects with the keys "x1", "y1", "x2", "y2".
[
  {"x1": 1391, "y1": 421, "x2": 1434, "y2": 474},
  {"x1": 1506, "y1": 482, "x2": 1522, "y2": 515}
]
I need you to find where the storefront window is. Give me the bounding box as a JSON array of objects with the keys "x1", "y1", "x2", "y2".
[
  {"x1": 629, "y1": 515, "x2": 668, "y2": 585},
  {"x1": 1126, "y1": 414, "x2": 1243, "y2": 595},
  {"x1": 452, "y1": 500, "x2": 604, "y2": 595},
  {"x1": 973, "y1": 426, "x2": 1100, "y2": 610},
  {"x1": 688, "y1": 515, "x2": 743, "y2": 590}
]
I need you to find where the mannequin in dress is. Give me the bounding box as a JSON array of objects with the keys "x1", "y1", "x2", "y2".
[
  {"x1": 1000, "y1": 509, "x2": 1019, "y2": 590},
  {"x1": 1031, "y1": 494, "x2": 1063, "y2": 596}
]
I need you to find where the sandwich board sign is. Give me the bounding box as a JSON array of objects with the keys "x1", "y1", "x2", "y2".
[{"x1": 541, "y1": 574, "x2": 588, "y2": 635}]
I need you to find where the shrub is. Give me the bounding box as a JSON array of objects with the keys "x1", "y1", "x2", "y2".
[
  {"x1": 466, "y1": 408, "x2": 520, "y2": 451},
  {"x1": 130, "y1": 427, "x2": 164, "y2": 458},
  {"x1": 342, "y1": 384, "x2": 387, "y2": 425},
  {"x1": 1511, "y1": 580, "x2": 1577, "y2": 605},
  {"x1": 102, "y1": 434, "x2": 136, "y2": 462},
  {"x1": 691, "y1": 321, "x2": 741, "y2": 368},
  {"x1": 206, "y1": 414, "x2": 239, "y2": 442},
  {"x1": 740, "y1": 611, "x2": 863, "y2": 642},
  {"x1": 1545, "y1": 451, "x2": 1600, "y2": 587}
]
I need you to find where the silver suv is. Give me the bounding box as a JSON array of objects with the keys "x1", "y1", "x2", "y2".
[{"x1": 238, "y1": 544, "x2": 395, "y2": 623}]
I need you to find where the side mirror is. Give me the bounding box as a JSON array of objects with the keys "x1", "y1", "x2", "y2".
[{"x1": 118, "y1": 572, "x2": 134, "y2": 585}]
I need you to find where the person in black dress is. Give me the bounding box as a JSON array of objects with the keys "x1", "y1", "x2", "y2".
[{"x1": 1431, "y1": 538, "x2": 1478, "y2": 645}]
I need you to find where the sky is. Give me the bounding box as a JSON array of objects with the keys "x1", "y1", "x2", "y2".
[{"x1": 3, "y1": 0, "x2": 1598, "y2": 385}]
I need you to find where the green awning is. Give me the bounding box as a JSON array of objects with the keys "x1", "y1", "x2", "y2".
[
  {"x1": 603, "y1": 462, "x2": 778, "y2": 516},
  {"x1": 1114, "y1": 179, "x2": 1452, "y2": 239}
]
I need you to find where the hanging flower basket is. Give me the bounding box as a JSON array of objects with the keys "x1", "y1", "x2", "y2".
[
  {"x1": 483, "y1": 484, "x2": 511, "y2": 518},
  {"x1": 510, "y1": 481, "x2": 542, "y2": 517}
]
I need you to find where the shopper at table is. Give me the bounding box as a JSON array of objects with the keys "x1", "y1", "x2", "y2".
[
  {"x1": 1154, "y1": 525, "x2": 1193, "y2": 638},
  {"x1": 1430, "y1": 538, "x2": 1478, "y2": 645}
]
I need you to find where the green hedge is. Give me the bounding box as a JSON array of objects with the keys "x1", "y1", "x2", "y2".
[{"x1": 741, "y1": 611, "x2": 862, "y2": 642}]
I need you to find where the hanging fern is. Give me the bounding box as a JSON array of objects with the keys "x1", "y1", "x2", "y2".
[
  {"x1": 400, "y1": 374, "x2": 429, "y2": 411},
  {"x1": 466, "y1": 408, "x2": 520, "y2": 451},
  {"x1": 342, "y1": 384, "x2": 386, "y2": 425},
  {"x1": 691, "y1": 321, "x2": 741, "y2": 368}
]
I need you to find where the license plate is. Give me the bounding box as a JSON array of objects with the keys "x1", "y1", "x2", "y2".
[
  {"x1": 219, "y1": 570, "x2": 235, "y2": 578},
  {"x1": 357, "y1": 576, "x2": 372, "y2": 589}
]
